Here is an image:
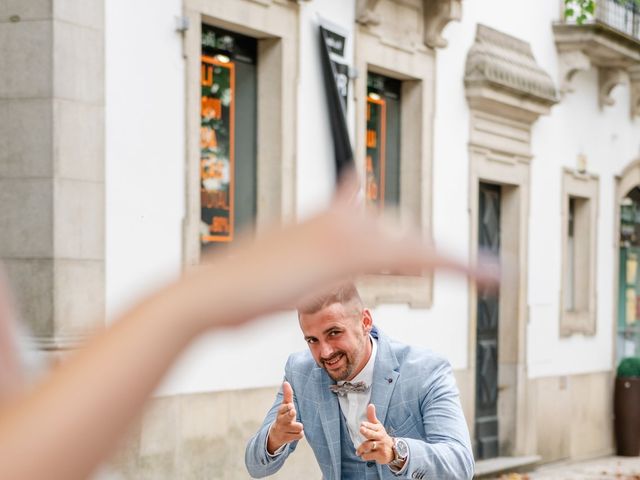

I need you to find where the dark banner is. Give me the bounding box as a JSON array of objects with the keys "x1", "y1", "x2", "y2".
[
  {"x1": 200, "y1": 55, "x2": 235, "y2": 243},
  {"x1": 319, "y1": 25, "x2": 354, "y2": 181}
]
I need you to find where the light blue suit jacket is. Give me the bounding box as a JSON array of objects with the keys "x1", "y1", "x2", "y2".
[{"x1": 245, "y1": 327, "x2": 474, "y2": 479}]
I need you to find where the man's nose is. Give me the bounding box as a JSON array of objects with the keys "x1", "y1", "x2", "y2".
[{"x1": 319, "y1": 342, "x2": 334, "y2": 359}]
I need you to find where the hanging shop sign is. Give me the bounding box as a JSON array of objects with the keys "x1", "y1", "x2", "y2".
[{"x1": 319, "y1": 23, "x2": 354, "y2": 180}]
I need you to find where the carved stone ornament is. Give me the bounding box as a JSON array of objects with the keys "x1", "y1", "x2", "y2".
[
  {"x1": 599, "y1": 67, "x2": 626, "y2": 108},
  {"x1": 423, "y1": 0, "x2": 462, "y2": 49},
  {"x1": 558, "y1": 50, "x2": 591, "y2": 95},
  {"x1": 464, "y1": 24, "x2": 558, "y2": 123},
  {"x1": 356, "y1": 0, "x2": 382, "y2": 26},
  {"x1": 553, "y1": 22, "x2": 640, "y2": 112}
]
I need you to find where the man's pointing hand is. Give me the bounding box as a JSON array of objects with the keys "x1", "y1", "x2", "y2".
[{"x1": 266, "y1": 381, "x2": 305, "y2": 454}]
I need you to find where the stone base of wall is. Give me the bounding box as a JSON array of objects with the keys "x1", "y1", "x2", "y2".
[
  {"x1": 455, "y1": 368, "x2": 614, "y2": 463},
  {"x1": 530, "y1": 371, "x2": 614, "y2": 463},
  {"x1": 109, "y1": 386, "x2": 321, "y2": 479},
  {"x1": 109, "y1": 370, "x2": 614, "y2": 478}
]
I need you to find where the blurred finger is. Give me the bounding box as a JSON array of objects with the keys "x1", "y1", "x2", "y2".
[{"x1": 333, "y1": 166, "x2": 361, "y2": 207}]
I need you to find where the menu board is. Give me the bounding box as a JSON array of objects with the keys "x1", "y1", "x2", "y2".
[
  {"x1": 200, "y1": 56, "x2": 235, "y2": 243},
  {"x1": 365, "y1": 96, "x2": 386, "y2": 209}
]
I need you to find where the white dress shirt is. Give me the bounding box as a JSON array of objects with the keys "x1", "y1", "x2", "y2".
[
  {"x1": 337, "y1": 335, "x2": 377, "y2": 447},
  {"x1": 266, "y1": 336, "x2": 379, "y2": 456}
]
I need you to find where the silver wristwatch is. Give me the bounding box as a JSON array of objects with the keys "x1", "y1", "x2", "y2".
[{"x1": 389, "y1": 437, "x2": 409, "y2": 469}]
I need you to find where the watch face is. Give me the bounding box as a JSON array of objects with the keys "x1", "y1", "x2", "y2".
[{"x1": 395, "y1": 438, "x2": 409, "y2": 458}]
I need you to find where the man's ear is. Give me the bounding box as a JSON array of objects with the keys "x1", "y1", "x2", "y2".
[{"x1": 362, "y1": 308, "x2": 373, "y2": 333}]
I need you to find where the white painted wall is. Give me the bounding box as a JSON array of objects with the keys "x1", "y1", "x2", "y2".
[
  {"x1": 105, "y1": 0, "x2": 185, "y2": 316},
  {"x1": 296, "y1": 0, "x2": 356, "y2": 218},
  {"x1": 437, "y1": 0, "x2": 640, "y2": 378},
  {"x1": 105, "y1": 0, "x2": 640, "y2": 397}
]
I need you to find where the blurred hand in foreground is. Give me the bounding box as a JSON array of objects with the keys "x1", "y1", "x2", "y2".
[{"x1": 0, "y1": 168, "x2": 498, "y2": 480}]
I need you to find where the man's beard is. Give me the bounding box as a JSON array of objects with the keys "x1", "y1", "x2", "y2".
[
  {"x1": 321, "y1": 340, "x2": 366, "y2": 381},
  {"x1": 321, "y1": 351, "x2": 354, "y2": 381}
]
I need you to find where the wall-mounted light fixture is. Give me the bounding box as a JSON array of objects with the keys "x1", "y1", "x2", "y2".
[{"x1": 577, "y1": 152, "x2": 587, "y2": 173}]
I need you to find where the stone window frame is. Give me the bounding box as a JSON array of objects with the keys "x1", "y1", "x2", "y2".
[
  {"x1": 353, "y1": 25, "x2": 435, "y2": 308},
  {"x1": 559, "y1": 168, "x2": 599, "y2": 337},
  {"x1": 182, "y1": 0, "x2": 298, "y2": 266}
]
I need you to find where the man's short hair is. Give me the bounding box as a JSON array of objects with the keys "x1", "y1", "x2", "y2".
[{"x1": 297, "y1": 282, "x2": 363, "y2": 315}]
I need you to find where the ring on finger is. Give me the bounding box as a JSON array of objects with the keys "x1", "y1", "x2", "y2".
[{"x1": 371, "y1": 441, "x2": 376, "y2": 451}]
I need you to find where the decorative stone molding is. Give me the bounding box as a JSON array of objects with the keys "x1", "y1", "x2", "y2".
[
  {"x1": 356, "y1": 0, "x2": 382, "y2": 26},
  {"x1": 553, "y1": 22, "x2": 640, "y2": 114},
  {"x1": 354, "y1": 13, "x2": 436, "y2": 307},
  {"x1": 559, "y1": 168, "x2": 599, "y2": 337},
  {"x1": 357, "y1": 0, "x2": 461, "y2": 49},
  {"x1": 558, "y1": 50, "x2": 591, "y2": 95},
  {"x1": 598, "y1": 67, "x2": 626, "y2": 108},
  {"x1": 465, "y1": 24, "x2": 558, "y2": 124},
  {"x1": 423, "y1": 0, "x2": 462, "y2": 49}
]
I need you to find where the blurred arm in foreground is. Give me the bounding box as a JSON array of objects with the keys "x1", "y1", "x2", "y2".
[{"x1": 0, "y1": 172, "x2": 498, "y2": 480}]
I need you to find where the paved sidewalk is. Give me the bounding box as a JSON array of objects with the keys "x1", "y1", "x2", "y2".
[{"x1": 495, "y1": 457, "x2": 640, "y2": 480}]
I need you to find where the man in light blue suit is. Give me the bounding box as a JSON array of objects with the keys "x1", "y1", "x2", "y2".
[{"x1": 245, "y1": 283, "x2": 474, "y2": 479}]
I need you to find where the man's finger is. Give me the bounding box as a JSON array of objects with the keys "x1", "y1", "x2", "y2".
[
  {"x1": 284, "y1": 422, "x2": 304, "y2": 434},
  {"x1": 277, "y1": 404, "x2": 296, "y2": 422},
  {"x1": 356, "y1": 439, "x2": 381, "y2": 457},
  {"x1": 360, "y1": 421, "x2": 381, "y2": 431},
  {"x1": 367, "y1": 404, "x2": 378, "y2": 424},
  {"x1": 359, "y1": 451, "x2": 379, "y2": 462},
  {"x1": 282, "y1": 381, "x2": 294, "y2": 404},
  {"x1": 360, "y1": 424, "x2": 384, "y2": 440},
  {"x1": 287, "y1": 430, "x2": 304, "y2": 441}
]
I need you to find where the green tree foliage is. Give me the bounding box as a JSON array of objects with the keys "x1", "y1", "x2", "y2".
[
  {"x1": 564, "y1": 0, "x2": 640, "y2": 25},
  {"x1": 564, "y1": 0, "x2": 596, "y2": 25}
]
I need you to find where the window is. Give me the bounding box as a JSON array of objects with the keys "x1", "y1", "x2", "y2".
[
  {"x1": 617, "y1": 188, "x2": 640, "y2": 361},
  {"x1": 200, "y1": 25, "x2": 257, "y2": 248},
  {"x1": 183, "y1": 3, "x2": 297, "y2": 267},
  {"x1": 354, "y1": 26, "x2": 434, "y2": 307},
  {"x1": 365, "y1": 73, "x2": 401, "y2": 210},
  {"x1": 560, "y1": 169, "x2": 599, "y2": 336}
]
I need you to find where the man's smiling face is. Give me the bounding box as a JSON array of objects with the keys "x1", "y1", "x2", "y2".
[{"x1": 299, "y1": 302, "x2": 372, "y2": 382}]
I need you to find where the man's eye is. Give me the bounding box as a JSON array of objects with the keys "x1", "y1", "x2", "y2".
[
  {"x1": 328, "y1": 331, "x2": 340, "y2": 336},
  {"x1": 306, "y1": 338, "x2": 317, "y2": 344}
]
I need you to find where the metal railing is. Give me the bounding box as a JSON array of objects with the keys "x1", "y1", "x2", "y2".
[{"x1": 595, "y1": 0, "x2": 640, "y2": 40}]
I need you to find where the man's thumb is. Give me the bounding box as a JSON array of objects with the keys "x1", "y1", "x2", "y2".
[
  {"x1": 282, "y1": 381, "x2": 294, "y2": 404},
  {"x1": 367, "y1": 404, "x2": 378, "y2": 423}
]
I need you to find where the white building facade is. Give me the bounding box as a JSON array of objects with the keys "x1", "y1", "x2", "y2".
[{"x1": 2, "y1": 0, "x2": 640, "y2": 477}]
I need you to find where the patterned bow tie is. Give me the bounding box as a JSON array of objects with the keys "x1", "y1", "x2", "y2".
[{"x1": 329, "y1": 381, "x2": 369, "y2": 396}]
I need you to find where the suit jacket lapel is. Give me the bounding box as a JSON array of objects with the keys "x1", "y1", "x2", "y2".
[
  {"x1": 315, "y1": 368, "x2": 341, "y2": 480},
  {"x1": 369, "y1": 328, "x2": 400, "y2": 427}
]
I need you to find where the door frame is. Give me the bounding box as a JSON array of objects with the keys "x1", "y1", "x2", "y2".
[
  {"x1": 468, "y1": 125, "x2": 531, "y2": 456},
  {"x1": 614, "y1": 158, "x2": 640, "y2": 365}
]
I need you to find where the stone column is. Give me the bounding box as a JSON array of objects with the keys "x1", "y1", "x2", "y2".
[{"x1": 0, "y1": 0, "x2": 104, "y2": 351}]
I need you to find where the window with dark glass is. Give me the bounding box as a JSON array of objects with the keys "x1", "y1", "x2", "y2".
[
  {"x1": 564, "y1": 195, "x2": 589, "y2": 313},
  {"x1": 565, "y1": 197, "x2": 576, "y2": 311},
  {"x1": 200, "y1": 25, "x2": 257, "y2": 247},
  {"x1": 365, "y1": 72, "x2": 401, "y2": 211}
]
